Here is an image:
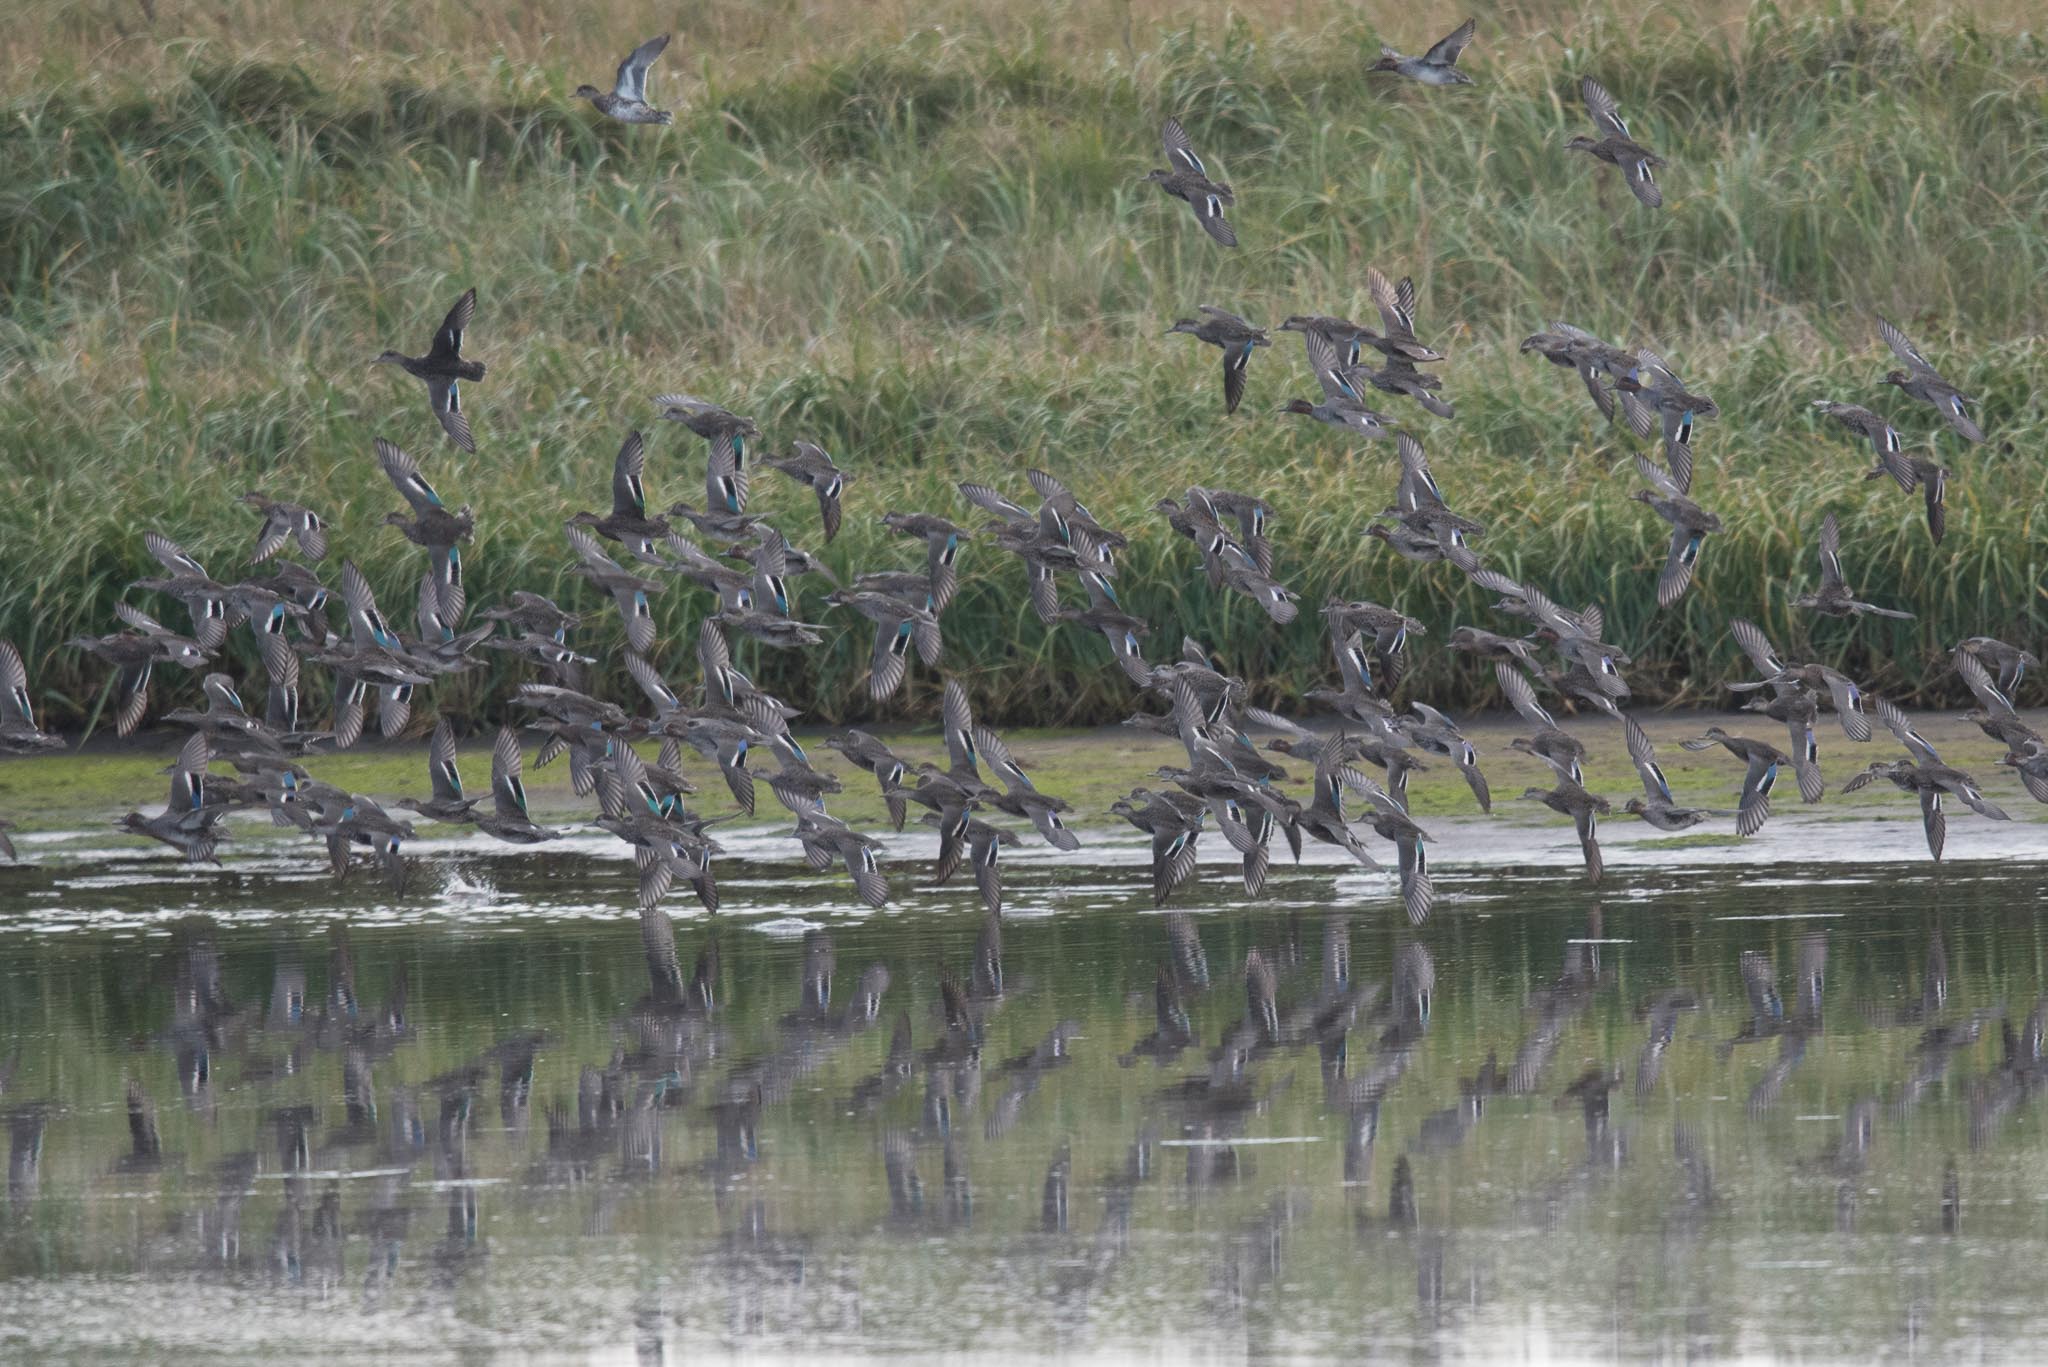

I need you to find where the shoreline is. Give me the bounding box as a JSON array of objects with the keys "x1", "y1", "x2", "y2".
[{"x1": 3, "y1": 709, "x2": 2041, "y2": 880}]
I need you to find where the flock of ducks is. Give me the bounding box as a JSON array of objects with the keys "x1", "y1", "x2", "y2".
[{"x1": 0, "y1": 24, "x2": 2037, "y2": 912}]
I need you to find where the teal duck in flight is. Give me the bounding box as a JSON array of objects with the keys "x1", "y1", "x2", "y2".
[
  {"x1": 396, "y1": 719, "x2": 480, "y2": 825},
  {"x1": 1521, "y1": 322, "x2": 1634, "y2": 420},
  {"x1": 0, "y1": 640, "x2": 63, "y2": 753},
  {"x1": 1371, "y1": 19, "x2": 1477, "y2": 86},
  {"x1": 1620, "y1": 715, "x2": 1731, "y2": 831},
  {"x1": 1792, "y1": 512, "x2": 1914, "y2": 620},
  {"x1": 1281, "y1": 331, "x2": 1394, "y2": 438},
  {"x1": 576, "y1": 35, "x2": 675, "y2": 125},
  {"x1": 374, "y1": 288, "x2": 484, "y2": 452},
  {"x1": 118, "y1": 733, "x2": 229, "y2": 864},
  {"x1": 377, "y1": 438, "x2": 472, "y2": 625},
  {"x1": 570, "y1": 431, "x2": 672, "y2": 566},
  {"x1": 1143, "y1": 118, "x2": 1237, "y2": 246},
  {"x1": 68, "y1": 603, "x2": 213, "y2": 737},
  {"x1": 1520, "y1": 778, "x2": 1609, "y2": 884},
  {"x1": 566, "y1": 525, "x2": 663, "y2": 654},
  {"x1": 1878, "y1": 316, "x2": 1984, "y2": 443},
  {"x1": 653, "y1": 394, "x2": 760, "y2": 470},
  {"x1": 1618, "y1": 349, "x2": 1717, "y2": 493},
  {"x1": 1628, "y1": 455, "x2": 1720, "y2": 609},
  {"x1": 1566, "y1": 77, "x2": 1664, "y2": 208},
  {"x1": 1678, "y1": 727, "x2": 1788, "y2": 837},
  {"x1": 760, "y1": 441, "x2": 849, "y2": 543},
  {"x1": 240, "y1": 493, "x2": 327, "y2": 563},
  {"x1": 1167, "y1": 307, "x2": 1270, "y2": 414}
]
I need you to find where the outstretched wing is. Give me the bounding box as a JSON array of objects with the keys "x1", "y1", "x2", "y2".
[
  {"x1": 1729, "y1": 618, "x2": 1786, "y2": 679},
  {"x1": 427, "y1": 380, "x2": 475, "y2": 452},
  {"x1": 1877, "y1": 316, "x2": 1939, "y2": 377},
  {"x1": 1496, "y1": 660, "x2": 1556, "y2": 729},
  {"x1": 1424, "y1": 18, "x2": 1476, "y2": 66},
  {"x1": 428, "y1": 288, "x2": 475, "y2": 363},
  {"x1": 706, "y1": 433, "x2": 749, "y2": 514},
  {"x1": 611, "y1": 430, "x2": 648, "y2": 517},
  {"x1": 1656, "y1": 527, "x2": 1704, "y2": 608},
  {"x1": 1815, "y1": 511, "x2": 1845, "y2": 590},
  {"x1": 1624, "y1": 715, "x2": 1673, "y2": 803},
  {"x1": 376, "y1": 437, "x2": 444, "y2": 513},
  {"x1": 615, "y1": 34, "x2": 670, "y2": 102},
  {"x1": 1368, "y1": 266, "x2": 1414, "y2": 339},
  {"x1": 1304, "y1": 329, "x2": 1353, "y2": 401},
  {"x1": 1161, "y1": 118, "x2": 1206, "y2": 176},
  {"x1": 491, "y1": 726, "x2": 530, "y2": 819},
  {"x1": 1581, "y1": 76, "x2": 1630, "y2": 139}
]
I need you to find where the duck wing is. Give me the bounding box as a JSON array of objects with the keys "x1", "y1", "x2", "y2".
[
  {"x1": 1655, "y1": 527, "x2": 1704, "y2": 608},
  {"x1": 1495, "y1": 661, "x2": 1556, "y2": 729},
  {"x1": 1625, "y1": 156, "x2": 1663, "y2": 208},
  {"x1": 1736, "y1": 753, "x2": 1779, "y2": 837},
  {"x1": 1875, "y1": 696, "x2": 1942, "y2": 765},
  {"x1": 1922, "y1": 464, "x2": 1947, "y2": 544},
  {"x1": 970, "y1": 827, "x2": 1005, "y2": 917},
  {"x1": 615, "y1": 34, "x2": 670, "y2": 103},
  {"x1": 706, "y1": 433, "x2": 749, "y2": 515},
  {"x1": 1424, "y1": 18, "x2": 1476, "y2": 66},
  {"x1": 1221, "y1": 339, "x2": 1253, "y2": 414},
  {"x1": 1617, "y1": 388, "x2": 1659, "y2": 441},
  {"x1": 1920, "y1": 788, "x2": 1946, "y2": 863},
  {"x1": 427, "y1": 717, "x2": 465, "y2": 802},
  {"x1": 1161, "y1": 118, "x2": 1206, "y2": 176},
  {"x1": 427, "y1": 379, "x2": 475, "y2": 452},
  {"x1": 1581, "y1": 76, "x2": 1631, "y2": 138},
  {"x1": 1304, "y1": 329, "x2": 1355, "y2": 401},
  {"x1": 107, "y1": 656, "x2": 153, "y2": 736},
  {"x1": 610, "y1": 430, "x2": 648, "y2": 517},
  {"x1": 1192, "y1": 193, "x2": 1237, "y2": 246},
  {"x1": 1729, "y1": 618, "x2": 1787, "y2": 679},
  {"x1": 427, "y1": 288, "x2": 475, "y2": 364},
  {"x1": 1877, "y1": 316, "x2": 1941, "y2": 379},
  {"x1": 1955, "y1": 652, "x2": 2014, "y2": 717},
  {"x1": 491, "y1": 727, "x2": 531, "y2": 820},
  {"x1": 1789, "y1": 717, "x2": 1825, "y2": 804},
  {"x1": 1823, "y1": 672, "x2": 1872, "y2": 742},
  {"x1": 1397, "y1": 838, "x2": 1434, "y2": 924},
  {"x1": 868, "y1": 617, "x2": 912, "y2": 701},
  {"x1": 1572, "y1": 804, "x2": 1603, "y2": 885},
  {"x1": 1624, "y1": 714, "x2": 1673, "y2": 802},
  {"x1": 1151, "y1": 826, "x2": 1200, "y2": 906},
  {"x1": 1815, "y1": 511, "x2": 1846, "y2": 591},
  {"x1": 1367, "y1": 266, "x2": 1415, "y2": 340}
]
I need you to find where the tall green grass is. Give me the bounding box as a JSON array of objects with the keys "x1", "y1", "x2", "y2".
[{"x1": 3, "y1": 3, "x2": 2045, "y2": 727}]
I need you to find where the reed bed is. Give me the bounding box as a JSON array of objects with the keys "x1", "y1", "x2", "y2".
[{"x1": 3, "y1": 2, "x2": 2045, "y2": 726}]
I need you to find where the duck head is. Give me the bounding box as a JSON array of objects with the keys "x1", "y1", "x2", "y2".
[
  {"x1": 573, "y1": 84, "x2": 604, "y2": 102},
  {"x1": 1278, "y1": 398, "x2": 1319, "y2": 416},
  {"x1": 1563, "y1": 134, "x2": 1599, "y2": 154},
  {"x1": 371, "y1": 350, "x2": 406, "y2": 365}
]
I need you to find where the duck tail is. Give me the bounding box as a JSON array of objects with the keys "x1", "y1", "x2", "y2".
[{"x1": 459, "y1": 360, "x2": 487, "y2": 381}]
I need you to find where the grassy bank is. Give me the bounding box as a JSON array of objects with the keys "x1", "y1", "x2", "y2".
[{"x1": 3, "y1": 1, "x2": 2046, "y2": 728}]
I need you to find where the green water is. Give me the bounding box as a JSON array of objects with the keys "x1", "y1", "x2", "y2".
[{"x1": 1, "y1": 842, "x2": 2043, "y2": 1361}]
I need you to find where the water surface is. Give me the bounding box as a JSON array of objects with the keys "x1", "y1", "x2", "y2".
[{"x1": 1, "y1": 840, "x2": 2043, "y2": 1362}]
